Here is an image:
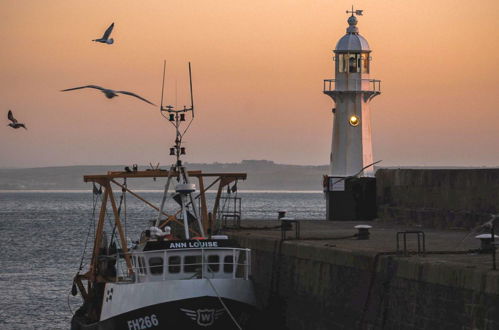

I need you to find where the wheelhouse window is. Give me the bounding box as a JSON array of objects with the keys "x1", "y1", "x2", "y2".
[
  {"x1": 168, "y1": 256, "x2": 181, "y2": 273},
  {"x1": 207, "y1": 255, "x2": 220, "y2": 272},
  {"x1": 223, "y1": 255, "x2": 234, "y2": 273},
  {"x1": 184, "y1": 255, "x2": 202, "y2": 273},
  {"x1": 149, "y1": 257, "x2": 163, "y2": 275}
]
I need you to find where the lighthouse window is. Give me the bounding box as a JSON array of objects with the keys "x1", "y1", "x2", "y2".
[
  {"x1": 338, "y1": 54, "x2": 350, "y2": 72},
  {"x1": 168, "y1": 256, "x2": 181, "y2": 273},
  {"x1": 149, "y1": 257, "x2": 164, "y2": 275},
  {"x1": 338, "y1": 55, "x2": 344, "y2": 72},
  {"x1": 361, "y1": 53, "x2": 369, "y2": 73},
  {"x1": 223, "y1": 256, "x2": 234, "y2": 273},
  {"x1": 348, "y1": 54, "x2": 360, "y2": 73}
]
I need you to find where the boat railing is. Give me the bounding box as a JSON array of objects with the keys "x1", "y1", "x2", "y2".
[{"x1": 114, "y1": 247, "x2": 251, "y2": 283}]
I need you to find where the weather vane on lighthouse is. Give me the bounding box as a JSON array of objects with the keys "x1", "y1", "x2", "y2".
[
  {"x1": 322, "y1": 8, "x2": 381, "y2": 220},
  {"x1": 346, "y1": 6, "x2": 363, "y2": 16}
]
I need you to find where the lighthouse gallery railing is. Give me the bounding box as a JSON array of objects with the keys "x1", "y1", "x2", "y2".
[{"x1": 323, "y1": 79, "x2": 381, "y2": 93}]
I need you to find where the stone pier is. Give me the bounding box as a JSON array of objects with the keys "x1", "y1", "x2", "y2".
[{"x1": 227, "y1": 220, "x2": 499, "y2": 330}]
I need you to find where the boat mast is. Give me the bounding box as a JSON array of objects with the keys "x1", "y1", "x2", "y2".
[{"x1": 156, "y1": 61, "x2": 205, "y2": 238}]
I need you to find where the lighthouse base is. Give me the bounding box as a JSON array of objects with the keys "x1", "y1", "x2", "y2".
[{"x1": 325, "y1": 177, "x2": 377, "y2": 221}]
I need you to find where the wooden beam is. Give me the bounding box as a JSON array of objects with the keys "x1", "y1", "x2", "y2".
[
  {"x1": 161, "y1": 210, "x2": 200, "y2": 237},
  {"x1": 106, "y1": 183, "x2": 134, "y2": 276},
  {"x1": 110, "y1": 179, "x2": 171, "y2": 218},
  {"x1": 199, "y1": 177, "x2": 221, "y2": 194},
  {"x1": 212, "y1": 183, "x2": 223, "y2": 234},
  {"x1": 90, "y1": 184, "x2": 109, "y2": 280},
  {"x1": 110, "y1": 179, "x2": 200, "y2": 236},
  {"x1": 74, "y1": 275, "x2": 89, "y2": 302},
  {"x1": 84, "y1": 170, "x2": 246, "y2": 182},
  {"x1": 197, "y1": 176, "x2": 209, "y2": 233},
  {"x1": 192, "y1": 173, "x2": 246, "y2": 178},
  {"x1": 212, "y1": 177, "x2": 237, "y2": 227}
]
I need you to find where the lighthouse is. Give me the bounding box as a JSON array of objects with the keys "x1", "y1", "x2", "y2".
[{"x1": 323, "y1": 8, "x2": 381, "y2": 220}]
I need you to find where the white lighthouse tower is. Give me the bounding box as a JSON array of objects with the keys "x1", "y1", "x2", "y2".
[{"x1": 323, "y1": 8, "x2": 381, "y2": 220}]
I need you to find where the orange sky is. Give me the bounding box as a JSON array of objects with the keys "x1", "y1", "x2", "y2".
[{"x1": 1, "y1": 0, "x2": 499, "y2": 167}]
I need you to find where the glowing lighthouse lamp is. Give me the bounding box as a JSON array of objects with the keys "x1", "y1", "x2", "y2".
[{"x1": 323, "y1": 8, "x2": 381, "y2": 220}]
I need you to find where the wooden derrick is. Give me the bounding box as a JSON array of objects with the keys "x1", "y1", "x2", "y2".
[{"x1": 83, "y1": 169, "x2": 246, "y2": 281}]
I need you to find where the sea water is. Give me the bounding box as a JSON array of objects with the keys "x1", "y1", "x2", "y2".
[{"x1": 0, "y1": 191, "x2": 325, "y2": 329}]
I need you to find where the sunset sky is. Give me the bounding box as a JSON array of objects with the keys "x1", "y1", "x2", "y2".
[{"x1": 1, "y1": 0, "x2": 498, "y2": 168}]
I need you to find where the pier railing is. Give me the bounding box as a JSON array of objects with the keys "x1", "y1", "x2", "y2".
[
  {"x1": 323, "y1": 79, "x2": 381, "y2": 93},
  {"x1": 115, "y1": 247, "x2": 251, "y2": 282}
]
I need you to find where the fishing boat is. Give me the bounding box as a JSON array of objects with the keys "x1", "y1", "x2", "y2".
[{"x1": 70, "y1": 63, "x2": 257, "y2": 329}]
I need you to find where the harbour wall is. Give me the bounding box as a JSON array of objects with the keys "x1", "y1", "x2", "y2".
[
  {"x1": 376, "y1": 169, "x2": 499, "y2": 229},
  {"x1": 233, "y1": 234, "x2": 499, "y2": 330}
]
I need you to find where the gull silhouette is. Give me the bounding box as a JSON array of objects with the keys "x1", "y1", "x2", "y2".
[
  {"x1": 92, "y1": 23, "x2": 115, "y2": 44},
  {"x1": 7, "y1": 110, "x2": 27, "y2": 130},
  {"x1": 61, "y1": 85, "x2": 155, "y2": 105}
]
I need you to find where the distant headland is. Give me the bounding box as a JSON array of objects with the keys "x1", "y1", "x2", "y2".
[{"x1": 0, "y1": 160, "x2": 329, "y2": 191}]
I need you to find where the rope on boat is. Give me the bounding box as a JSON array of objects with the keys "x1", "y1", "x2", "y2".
[
  {"x1": 206, "y1": 277, "x2": 242, "y2": 330},
  {"x1": 109, "y1": 193, "x2": 124, "y2": 248},
  {"x1": 67, "y1": 291, "x2": 74, "y2": 316},
  {"x1": 123, "y1": 178, "x2": 127, "y2": 239},
  {"x1": 193, "y1": 237, "x2": 242, "y2": 330},
  {"x1": 68, "y1": 189, "x2": 101, "y2": 316},
  {"x1": 77, "y1": 193, "x2": 99, "y2": 272}
]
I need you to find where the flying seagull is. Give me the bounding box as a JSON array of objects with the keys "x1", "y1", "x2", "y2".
[
  {"x1": 61, "y1": 85, "x2": 155, "y2": 105},
  {"x1": 92, "y1": 23, "x2": 115, "y2": 44},
  {"x1": 7, "y1": 110, "x2": 27, "y2": 130}
]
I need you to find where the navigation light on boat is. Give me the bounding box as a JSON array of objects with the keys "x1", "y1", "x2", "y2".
[
  {"x1": 180, "y1": 147, "x2": 186, "y2": 155},
  {"x1": 169, "y1": 148, "x2": 175, "y2": 155},
  {"x1": 180, "y1": 113, "x2": 186, "y2": 121},
  {"x1": 169, "y1": 114, "x2": 175, "y2": 121}
]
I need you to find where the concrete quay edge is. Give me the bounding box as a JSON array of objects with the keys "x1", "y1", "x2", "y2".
[{"x1": 231, "y1": 233, "x2": 499, "y2": 295}]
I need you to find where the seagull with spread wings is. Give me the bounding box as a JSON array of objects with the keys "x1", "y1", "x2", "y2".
[
  {"x1": 7, "y1": 110, "x2": 27, "y2": 130},
  {"x1": 61, "y1": 85, "x2": 155, "y2": 105},
  {"x1": 92, "y1": 22, "x2": 115, "y2": 44}
]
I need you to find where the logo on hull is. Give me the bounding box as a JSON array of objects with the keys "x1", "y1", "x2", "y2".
[{"x1": 180, "y1": 308, "x2": 225, "y2": 327}]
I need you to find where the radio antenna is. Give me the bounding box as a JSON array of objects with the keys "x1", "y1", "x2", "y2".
[
  {"x1": 159, "y1": 61, "x2": 196, "y2": 165},
  {"x1": 189, "y1": 62, "x2": 194, "y2": 117},
  {"x1": 160, "y1": 60, "x2": 166, "y2": 110}
]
